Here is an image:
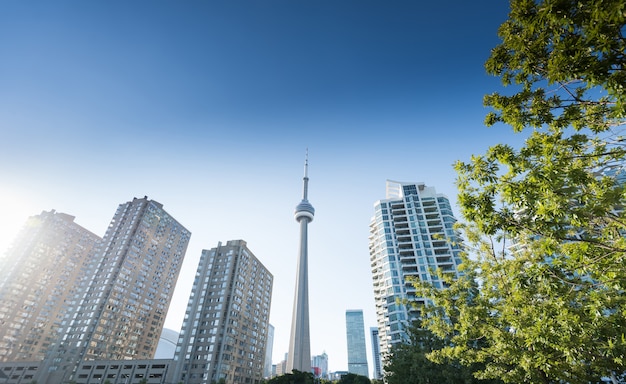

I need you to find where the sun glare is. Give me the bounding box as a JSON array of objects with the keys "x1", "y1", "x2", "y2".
[{"x1": 0, "y1": 188, "x2": 38, "y2": 255}]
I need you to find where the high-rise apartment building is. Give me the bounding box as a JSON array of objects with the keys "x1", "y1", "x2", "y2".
[
  {"x1": 369, "y1": 327, "x2": 382, "y2": 380},
  {"x1": 43, "y1": 197, "x2": 191, "y2": 383},
  {"x1": 0, "y1": 211, "x2": 100, "y2": 362},
  {"x1": 345, "y1": 310, "x2": 369, "y2": 377},
  {"x1": 172, "y1": 240, "x2": 273, "y2": 384},
  {"x1": 369, "y1": 181, "x2": 462, "y2": 356}
]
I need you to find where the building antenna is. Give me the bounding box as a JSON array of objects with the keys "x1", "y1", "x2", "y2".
[{"x1": 303, "y1": 149, "x2": 309, "y2": 201}]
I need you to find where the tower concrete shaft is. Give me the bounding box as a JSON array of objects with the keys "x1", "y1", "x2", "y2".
[{"x1": 287, "y1": 154, "x2": 314, "y2": 373}]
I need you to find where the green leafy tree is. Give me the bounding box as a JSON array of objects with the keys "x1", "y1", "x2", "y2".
[
  {"x1": 266, "y1": 370, "x2": 315, "y2": 384},
  {"x1": 384, "y1": 324, "x2": 502, "y2": 384},
  {"x1": 337, "y1": 373, "x2": 370, "y2": 384},
  {"x1": 414, "y1": 0, "x2": 626, "y2": 384}
]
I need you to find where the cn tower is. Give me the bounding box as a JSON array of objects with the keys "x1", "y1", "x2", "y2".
[{"x1": 287, "y1": 152, "x2": 314, "y2": 373}]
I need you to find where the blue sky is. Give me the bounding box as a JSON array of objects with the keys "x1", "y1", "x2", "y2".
[{"x1": 0, "y1": 1, "x2": 516, "y2": 374}]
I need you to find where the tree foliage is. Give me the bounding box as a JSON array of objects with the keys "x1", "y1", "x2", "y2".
[
  {"x1": 414, "y1": 1, "x2": 626, "y2": 383},
  {"x1": 266, "y1": 370, "x2": 315, "y2": 384},
  {"x1": 384, "y1": 324, "x2": 502, "y2": 384},
  {"x1": 337, "y1": 373, "x2": 371, "y2": 384}
]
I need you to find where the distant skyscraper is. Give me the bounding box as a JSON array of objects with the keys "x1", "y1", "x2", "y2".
[
  {"x1": 370, "y1": 327, "x2": 382, "y2": 380},
  {"x1": 173, "y1": 240, "x2": 273, "y2": 384},
  {"x1": 0, "y1": 211, "x2": 100, "y2": 362},
  {"x1": 264, "y1": 324, "x2": 275, "y2": 378},
  {"x1": 369, "y1": 181, "x2": 462, "y2": 356},
  {"x1": 311, "y1": 352, "x2": 328, "y2": 379},
  {"x1": 275, "y1": 358, "x2": 287, "y2": 377},
  {"x1": 345, "y1": 310, "x2": 369, "y2": 377},
  {"x1": 287, "y1": 154, "x2": 314, "y2": 373},
  {"x1": 43, "y1": 197, "x2": 191, "y2": 383}
]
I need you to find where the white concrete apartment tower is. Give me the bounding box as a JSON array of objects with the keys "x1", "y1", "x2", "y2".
[
  {"x1": 287, "y1": 153, "x2": 315, "y2": 373},
  {"x1": 369, "y1": 181, "x2": 462, "y2": 357}
]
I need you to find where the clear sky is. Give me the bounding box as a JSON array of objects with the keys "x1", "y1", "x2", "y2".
[{"x1": 0, "y1": 1, "x2": 517, "y2": 375}]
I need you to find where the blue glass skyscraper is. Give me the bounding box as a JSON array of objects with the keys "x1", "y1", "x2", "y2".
[{"x1": 346, "y1": 310, "x2": 369, "y2": 377}]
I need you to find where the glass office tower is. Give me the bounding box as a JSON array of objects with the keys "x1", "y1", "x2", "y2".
[{"x1": 345, "y1": 310, "x2": 369, "y2": 377}]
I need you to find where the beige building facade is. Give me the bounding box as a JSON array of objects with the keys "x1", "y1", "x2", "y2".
[
  {"x1": 41, "y1": 197, "x2": 191, "y2": 384},
  {"x1": 0, "y1": 211, "x2": 100, "y2": 363}
]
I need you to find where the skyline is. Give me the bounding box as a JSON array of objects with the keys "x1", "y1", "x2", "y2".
[{"x1": 1, "y1": 1, "x2": 517, "y2": 374}]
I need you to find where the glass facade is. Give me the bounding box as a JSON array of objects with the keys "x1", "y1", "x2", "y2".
[{"x1": 345, "y1": 310, "x2": 369, "y2": 377}]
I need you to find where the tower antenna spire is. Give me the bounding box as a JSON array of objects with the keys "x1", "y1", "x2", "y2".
[{"x1": 303, "y1": 149, "x2": 309, "y2": 201}]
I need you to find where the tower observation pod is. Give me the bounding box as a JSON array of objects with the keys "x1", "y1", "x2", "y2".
[{"x1": 287, "y1": 153, "x2": 314, "y2": 373}]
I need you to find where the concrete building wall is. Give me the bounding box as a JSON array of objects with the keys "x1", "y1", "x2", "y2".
[
  {"x1": 73, "y1": 359, "x2": 174, "y2": 384},
  {"x1": 173, "y1": 240, "x2": 273, "y2": 384},
  {"x1": 0, "y1": 361, "x2": 40, "y2": 383},
  {"x1": 41, "y1": 197, "x2": 190, "y2": 384},
  {"x1": 0, "y1": 211, "x2": 100, "y2": 362},
  {"x1": 369, "y1": 181, "x2": 462, "y2": 357}
]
